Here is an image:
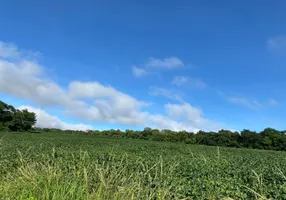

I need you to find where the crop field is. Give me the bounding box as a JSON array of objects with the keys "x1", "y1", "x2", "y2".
[{"x1": 1, "y1": 133, "x2": 286, "y2": 199}]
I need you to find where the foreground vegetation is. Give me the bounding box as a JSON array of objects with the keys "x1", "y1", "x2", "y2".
[{"x1": 1, "y1": 132, "x2": 286, "y2": 199}]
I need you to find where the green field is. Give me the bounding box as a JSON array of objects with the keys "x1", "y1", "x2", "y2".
[{"x1": 1, "y1": 133, "x2": 286, "y2": 199}]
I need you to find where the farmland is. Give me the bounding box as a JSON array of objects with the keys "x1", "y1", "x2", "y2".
[{"x1": 1, "y1": 132, "x2": 286, "y2": 199}]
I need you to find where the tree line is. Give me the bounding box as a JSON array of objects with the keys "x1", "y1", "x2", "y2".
[
  {"x1": 2, "y1": 99, "x2": 286, "y2": 151},
  {"x1": 35, "y1": 127, "x2": 286, "y2": 151}
]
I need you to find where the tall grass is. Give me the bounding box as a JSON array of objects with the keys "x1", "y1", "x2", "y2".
[{"x1": 1, "y1": 149, "x2": 180, "y2": 200}]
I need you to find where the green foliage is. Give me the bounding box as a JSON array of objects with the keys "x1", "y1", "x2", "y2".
[
  {"x1": 0, "y1": 100, "x2": 36, "y2": 131},
  {"x1": 1, "y1": 132, "x2": 286, "y2": 199},
  {"x1": 31, "y1": 126, "x2": 286, "y2": 152}
]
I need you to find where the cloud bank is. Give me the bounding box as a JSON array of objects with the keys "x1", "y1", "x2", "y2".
[
  {"x1": 0, "y1": 41, "x2": 219, "y2": 132},
  {"x1": 18, "y1": 105, "x2": 93, "y2": 131}
]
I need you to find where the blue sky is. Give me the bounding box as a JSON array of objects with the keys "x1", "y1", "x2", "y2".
[{"x1": 0, "y1": 0, "x2": 286, "y2": 132}]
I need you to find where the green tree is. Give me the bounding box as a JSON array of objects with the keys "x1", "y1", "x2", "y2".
[
  {"x1": 9, "y1": 109, "x2": 36, "y2": 131},
  {"x1": 0, "y1": 100, "x2": 36, "y2": 131},
  {"x1": 0, "y1": 100, "x2": 16, "y2": 131},
  {"x1": 240, "y1": 129, "x2": 261, "y2": 149}
]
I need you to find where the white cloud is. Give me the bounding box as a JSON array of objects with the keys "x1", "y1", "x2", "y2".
[
  {"x1": 131, "y1": 57, "x2": 184, "y2": 77},
  {"x1": 0, "y1": 40, "x2": 220, "y2": 132},
  {"x1": 132, "y1": 66, "x2": 147, "y2": 77},
  {"x1": 0, "y1": 41, "x2": 20, "y2": 59},
  {"x1": 147, "y1": 57, "x2": 184, "y2": 69},
  {"x1": 171, "y1": 76, "x2": 188, "y2": 86},
  {"x1": 165, "y1": 103, "x2": 219, "y2": 131},
  {"x1": 0, "y1": 41, "x2": 41, "y2": 59},
  {"x1": 67, "y1": 81, "x2": 148, "y2": 125},
  {"x1": 268, "y1": 99, "x2": 279, "y2": 106},
  {"x1": 171, "y1": 76, "x2": 207, "y2": 88},
  {"x1": 69, "y1": 81, "x2": 118, "y2": 99},
  {"x1": 268, "y1": 36, "x2": 286, "y2": 52},
  {"x1": 147, "y1": 114, "x2": 200, "y2": 132},
  {"x1": 149, "y1": 86, "x2": 184, "y2": 102},
  {"x1": 18, "y1": 105, "x2": 93, "y2": 131},
  {"x1": 145, "y1": 103, "x2": 220, "y2": 132},
  {"x1": 165, "y1": 103, "x2": 202, "y2": 122},
  {"x1": 0, "y1": 59, "x2": 68, "y2": 106},
  {"x1": 227, "y1": 97, "x2": 263, "y2": 110}
]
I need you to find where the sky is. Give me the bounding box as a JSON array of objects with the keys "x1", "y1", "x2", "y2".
[{"x1": 0, "y1": 0, "x2": 286, "y2": 132}]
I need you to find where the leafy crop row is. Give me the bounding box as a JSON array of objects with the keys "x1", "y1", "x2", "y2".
[{"x1": 1, "y1": 132, "x2": 286, "y2": 199}]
